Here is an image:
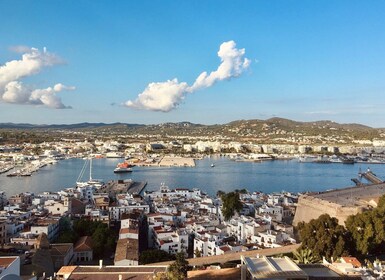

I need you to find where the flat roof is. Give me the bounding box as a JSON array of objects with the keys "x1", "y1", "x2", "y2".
[
  {"x1": 243, "y1": 256, "x2": 308, "y2": 279},
  {"x1": 299, "y1": 264, "x2": 341, "y2": 277}
]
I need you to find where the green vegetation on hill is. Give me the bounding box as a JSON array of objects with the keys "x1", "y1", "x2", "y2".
[{"x1": 1, "y1": 117, "x2": 384, "y2": 145}]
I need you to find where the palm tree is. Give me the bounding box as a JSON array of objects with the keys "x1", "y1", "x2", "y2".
[{"x1": 293, "y1": 248, "x2": 319, "y2": 264}]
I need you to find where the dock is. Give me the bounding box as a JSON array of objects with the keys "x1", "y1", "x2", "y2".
[
  {"x1": 351, "y1": 178, "x2": 363, "y2": 186},
  {"x1": 99, "y1": 179, "x2": 147, "y2": 196},
  {"x1": 127, "y1": 181, "x2": 147, "y2": 195},
  {"x1": 360, "y1": 170, "x2": 383, "y2": 184}
]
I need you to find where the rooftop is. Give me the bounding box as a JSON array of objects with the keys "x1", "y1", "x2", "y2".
[
  {"x1": 57, "y1": 264, "x2": 168, "y2": 280},
  {"x1": 74, "y1": 236, "x2": 93, "y2": 252},
  {"x1": 242, "y1": 256, "x2": 308, "y2": 279},
  {"x1": 114, "y1": 238, "x2": 139, "y2": 263},
  {"x1": 0, "y1": 256, "x2": 18, "y2": 269},
  {"x1": 188, "y1": 267, "x2": 240, "y2": 280}
]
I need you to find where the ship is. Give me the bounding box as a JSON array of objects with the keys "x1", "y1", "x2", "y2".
[{"x1": 114, "y1": 162, "x2": 134, "y2": 173}]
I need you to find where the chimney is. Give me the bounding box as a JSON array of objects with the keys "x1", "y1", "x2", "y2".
[{"x1": 99, "y1": 259, "x2": 103, "y2": 269}]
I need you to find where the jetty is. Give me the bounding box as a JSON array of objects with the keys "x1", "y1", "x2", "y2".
[{"x1": 360, "y1": 169, "x2": 383, "y2": 184}]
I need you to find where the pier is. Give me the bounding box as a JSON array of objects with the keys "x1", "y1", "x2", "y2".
[{"x1": 360, "y1": 170, "x2": 383, "y2": 184}]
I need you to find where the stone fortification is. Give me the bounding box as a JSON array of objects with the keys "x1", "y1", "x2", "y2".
[
  {"x1": 293, "y1": 194, "x2": 365, "y2": 226},
  {"x1": 293, "y1": 183, "x2": 385, "y2": 226}
]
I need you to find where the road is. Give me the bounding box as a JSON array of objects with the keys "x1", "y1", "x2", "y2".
[{"x1": 152, "y1": 244, "x2": 301, "y2": 266}]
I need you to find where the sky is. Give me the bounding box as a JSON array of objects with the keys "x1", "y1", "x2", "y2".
[{"x1": 1, "y1": 1, "x2": 385, "y2": 127}]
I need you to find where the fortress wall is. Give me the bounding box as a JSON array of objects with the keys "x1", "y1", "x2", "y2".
[{"x1": 293, "y1": 195, "x2": 364, "y2": 226}]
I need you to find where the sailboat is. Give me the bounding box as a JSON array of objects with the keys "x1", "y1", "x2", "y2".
[{"x1": 76, "y1": 158, "x2": 104, "y2": 188}]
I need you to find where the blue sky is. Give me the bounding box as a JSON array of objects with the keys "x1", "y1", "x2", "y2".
[{"x1": 1, "y1": 1, "x2": 385, "y2": 127}]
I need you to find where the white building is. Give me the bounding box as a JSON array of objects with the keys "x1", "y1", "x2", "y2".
[
  {"x1": 30, "y1": 217, "x2": 60, "y2": 242},
  {"x1": 153, "y1": 227, "x2": 189, "y2": 256}
]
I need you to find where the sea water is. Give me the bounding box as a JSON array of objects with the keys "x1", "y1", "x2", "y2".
[{"x1": 0, "y1": 156, "x2": 384, "y2": 197}]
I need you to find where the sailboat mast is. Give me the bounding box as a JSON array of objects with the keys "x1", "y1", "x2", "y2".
[{"x1": 89, "y1": 157, "x2": 93, "y2": 181}]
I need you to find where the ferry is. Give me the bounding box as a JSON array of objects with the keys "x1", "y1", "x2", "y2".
[{"x1": 114, "y1": 162, "x2": 134, "y2": 173}]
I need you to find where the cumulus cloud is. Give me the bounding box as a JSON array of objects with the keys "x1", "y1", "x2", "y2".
[
  {"x1": 30, "y1": 83, "x2": 75, "y2": 109},
  {"x1": 126, "y1": 40, "x2": 250, "y2": 112},
  {"x1": 0, "y1": 47, "x2": 73, "y2": 108},
  {"x1": 125, "y1": 79, "x2": 189, "y2": 112},
  {"x1": 189, "y1": 40, "x2": 250, "y2": 91}
]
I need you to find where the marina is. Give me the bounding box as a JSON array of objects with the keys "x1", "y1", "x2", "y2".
[{"x1": 0, "y1": 156, "x2": 384, "y2": 197}]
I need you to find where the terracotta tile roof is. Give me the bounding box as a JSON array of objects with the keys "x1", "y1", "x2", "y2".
[
  {"x1": 341, "y1": 257, "x2": 362, "y2": 268},
  {"x1": 120, "y1": 228, "x2": 139, "y2": 235},
  {"x1": 114, "y1": 238, "x2": 139, "y2": 262},
  {"x1": 74, "y1": 236, "x2": 93, "y2": 252},
  {"x1": 0, "y1": 257, "x2": 18, "y2": 268},
  {"x1": 58, "y1": 265, "x2": 168, "y2": 280},
  {"x1": 188, "y1": 267, "x2": 241, "y2": 280},
  {"x1": 219, "y1": 245, "x2": 231, "y2": 252},
  {"x1": 51, "y1": 243, "x2": 73, "y2": 256}
]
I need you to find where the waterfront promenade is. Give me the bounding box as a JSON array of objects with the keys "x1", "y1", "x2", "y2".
[{"x1": 153, "y1": 244, "x2": 301, "y2": 266}]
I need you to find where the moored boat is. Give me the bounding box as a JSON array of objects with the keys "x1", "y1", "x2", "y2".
[{"x1": 114, "y1": 162, "x2": 134, "y2": 173}]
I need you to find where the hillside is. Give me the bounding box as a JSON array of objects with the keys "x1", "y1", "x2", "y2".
[{"x1": 0, "y1": 118, "x2": 384, "y2": 144}]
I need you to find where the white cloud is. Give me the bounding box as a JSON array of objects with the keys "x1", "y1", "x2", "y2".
[
  {"x1": 2, "y1": 81, "x2": 30, "y2": 104},
  {"x1": 30, "y1": 83, "x2": 75, "y2": 109},
  {"x1": 126, "y1": 40, "x2": 250, "y2": 112},
  {"x1": 189, "y1": 40, "x2": 250, "y2": 91},
  {"x1": 125, "y1": 79, "x2": 188, "y2": 112},
  {"x1": 0, "y1": 47, "x2": 73, "y2": 109}
]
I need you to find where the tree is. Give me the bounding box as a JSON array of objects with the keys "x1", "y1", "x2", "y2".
[
  {"x1": 70, "y1": 218, "x2": 117, "y2": 259},
  {"x1": 139, "y1": 249, "x2": 175, "y2": 265},
  {"x1": 345, "y1": 194, "x2": 385, "y2": 256},
  {"x1": 293, "y1": 248, "x2": 319, "y2": 264},
  {"x1": 91, "y1": 223, "x2": 115, "y2": 258},
  {"x1": 55, "y1": 217, "x2": 77, "y2": 243},
  {"x1": 297, "y1": 214, "x2": 350, "y2": 261},
  {"x1": 221, "y1": 191, "x2": 243, "y2": 220},
  {"x1": 168, "y1": 252, "x2": 189, "y2": 280}
]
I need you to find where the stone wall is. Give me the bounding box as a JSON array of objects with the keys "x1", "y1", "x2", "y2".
[{"x1": 293, "y1": 195, "x2": 365, "y2": 226}]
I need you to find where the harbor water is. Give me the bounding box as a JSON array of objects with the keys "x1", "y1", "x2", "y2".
[{"x1": 0, "y1": 156, "x2": 384, "y2": 197}]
